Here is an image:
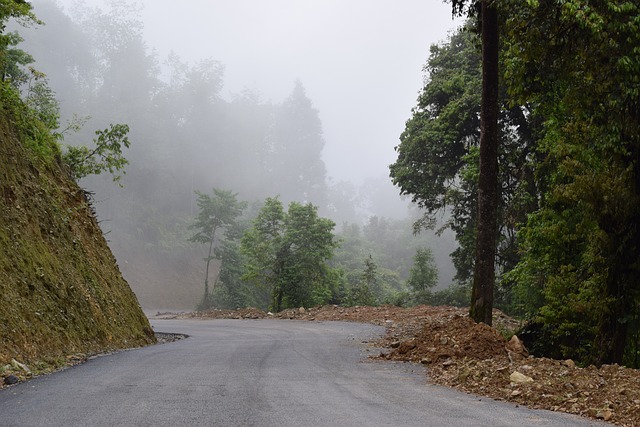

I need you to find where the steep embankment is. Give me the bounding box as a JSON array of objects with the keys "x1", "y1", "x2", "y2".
[{"x1": 0, "y1": 114, "x2": 155, "y2": 372}]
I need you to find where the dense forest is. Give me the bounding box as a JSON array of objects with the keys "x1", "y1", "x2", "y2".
[
  {"x1": 3, "y1": 0, "x2": 639, "y2": 369},
  {"x1": 8, "y1": 0, "x2": 456, "y2": 311},
  {"x1": 391, "y1": 1, "x2": 640, "y2": 367}
]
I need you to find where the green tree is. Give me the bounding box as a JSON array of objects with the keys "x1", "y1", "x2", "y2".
[
  {"x1": 345, "y1": 255, "x2": 378, "y2": 307},
  {"x1": 503, "y1": 0, "x2": 640, "y2": 366},
  {"x1": 345, "y1": 255, "x2": 380, "y2": 306},
  {"x1": 0, "y1": 1, "x2": 37, "y2": 85},
  {"x1": 408, "y1": 248, "x2": 438, "y2": 304},
  {"x1": 62, "y1": 123, "x2": 131, "y2": 184},
  {"x1": 210, "y1": 218, "x2": 264, "y2": 310},
  {"x1": 390, "y1": 21, "x2": 534, "y2": 311},
  {"x1": 241, "y1": 197, "x2": 338, "y2": 312},
  {"x1": 464, "y1": 0, "x2": 500, "y2": 325},
  {"x1": 189, "y1": 188, "x2": 247, "y2": 309},
  {"x1": 267, "y1": 80, "x2": 328, "y2": 207}
]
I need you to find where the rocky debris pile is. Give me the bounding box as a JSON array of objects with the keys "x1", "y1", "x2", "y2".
[
  {"x1": 374, "y1": 307, "x2": 638, "y2": 426},
  {"x1": 1, "y1": 359, "x2": 32, "y2": 386},
  {"x1": 1, "y1": 354, "x2": 87, "y2": 388},
  {"x1": 174, "y1": 304, "x2": 639, "y2": 426},
  {"x1": 154, "y1": 332, "x2": 188, "y2": 344}
]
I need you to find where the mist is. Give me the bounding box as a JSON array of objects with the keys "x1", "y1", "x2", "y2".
[{"x1": 14, "y1": 0, "x2": 462, "y2": 309}]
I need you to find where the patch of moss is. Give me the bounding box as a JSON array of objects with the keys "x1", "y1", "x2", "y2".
[{"x1": 0, "y1": 109, "x2": 155, "y2": 371}]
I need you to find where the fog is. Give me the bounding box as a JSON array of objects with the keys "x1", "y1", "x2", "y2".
[
  {"x1": 15, "y1": 0, "x2": 462, "y2": 309},
  {"x1": 61, "y1": 0, "x2": 460, "y2": 184}
]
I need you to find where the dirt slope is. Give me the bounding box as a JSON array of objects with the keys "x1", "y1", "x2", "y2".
[
  {"x1": 0, "y1": 114, "x2": 155, "y2": 382},
  {"x1": 174, "y1": 305, "x2": 639, "y2": 426}
]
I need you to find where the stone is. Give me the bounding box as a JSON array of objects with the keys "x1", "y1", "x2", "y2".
[
  {"x1": 397, "y1": 339, "x2": 417, "y2": 355},
  {"x1": 506, "y1": 335, "x2": 529, "y2": 362},
  {"x1": 298, "y1": 307, "x2": 306, "y2": 314},
  {"x1": 3, "y1": 375, "x2": 19, "y2": 385},
  {"x1": 596, "y1": 410, "x2": 613, "y2": 421},
  {"x1": 11, "y1": 359, "x2": 30, "y2": 374},
  {"x1": 563, "y1": 359, "x2": 576, "y2": 368},
  {"x1": 510, "y1": 371, "x2": 534, "y2": 384}
]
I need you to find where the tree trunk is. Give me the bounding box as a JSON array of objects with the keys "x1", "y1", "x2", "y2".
[
  {"x1": 470, "y1": 0, "x2": 499, "y2": 326},
  {"x1": 204, "y1": 225, "x2": 218, "y2": 305}
]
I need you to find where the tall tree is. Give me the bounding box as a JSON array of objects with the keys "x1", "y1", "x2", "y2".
[
  {"x1": 241, "y1": 197, "x2": 338, "y2": 311},
  {"x1": 390, "y1": 19, "x2": 533, "y2": 310},
  {"x1": 503, "y1": 0, "x2": 640, "y2": 366},
  {"x1": 469, "y1": 0, "x2": 500, "y2": 325},
  {"x1": 408, "y1": 248, "x2": 439, "y2": 304},
  {"x1": 443, "y1": 0, "x2": 500, "y2": 324},
  {"x1": 189, "y1": 188, "x2": 247, "y2": 309},
  {"x1": 267, "y1": 80, "x2": 328, "y2": 207}
]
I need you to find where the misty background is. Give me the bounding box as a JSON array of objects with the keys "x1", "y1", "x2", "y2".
[{"x1": 14, "y1": 0, "x2": 462, "y2": 309}]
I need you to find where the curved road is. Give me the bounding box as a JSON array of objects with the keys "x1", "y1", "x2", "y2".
[{"x1": 0, "y1": 319, "x2": 604, "y2": 427}]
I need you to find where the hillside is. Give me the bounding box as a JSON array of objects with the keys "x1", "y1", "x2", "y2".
[{"x1": 0, "y1": 113, "x2": 155, "y2": 379}]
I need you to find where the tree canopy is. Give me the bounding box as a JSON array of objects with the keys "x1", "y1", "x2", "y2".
[
  {"x1": 392, "y1": 0, "x2": 640, "y2": 366},
  {"x1": 240, "y1": 198, "x2": 338, "y2": 312}
]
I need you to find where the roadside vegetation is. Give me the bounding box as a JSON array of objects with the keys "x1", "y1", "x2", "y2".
[{"x1": 0, "y1": 1, "x2": 153, "y2": 380}]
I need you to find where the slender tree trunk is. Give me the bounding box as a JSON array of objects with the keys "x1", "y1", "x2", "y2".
[
  {"x1": 204, "y1": 225, "x2": 218, "y2": 304},
  {"x1": 470, "y1": 0, "x2": 499, "y2": 326}
]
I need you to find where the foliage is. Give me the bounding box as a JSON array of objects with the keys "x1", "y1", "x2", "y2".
[
  {"x1": 267, "y1": 80, "x2": 328, "y2": 207},
  {"x1": 502, "y1": 0, "x2": 640, "y2": 366},
  {"x1": 389, "y1": 22, "x2": 535, "y2": 308},
  {"x1": 429, "y1": 284, "x2": 471, "y2": 308},
  {"x1": 189, "y1": 188, "x2": 247, "y2": 309},
  {"x1": 407, "y1": 248, "x2": 438, "y2": 304},
  {"x1": 241, "y1": 197, "x2": 338, "y2": 312},
  {"x1": 344, "y1": 255, "x2": 379, "y2": 307},
  {"x1": 1, "y1": 31, "x2": 32, "y2": 86},
  {"x1": 62, "y1": 123, "x2": 131, "y2": 184},
  {"x1": 0, "y1": 0, "x2": 38, "y2": 82},
  {"x1": 0, "y1": 0, "x2": 155, "y2": 367}
]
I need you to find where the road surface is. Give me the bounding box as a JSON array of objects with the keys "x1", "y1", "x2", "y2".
[{"x1": 0, "y1": 319, "x2": 605, "y2": 426}]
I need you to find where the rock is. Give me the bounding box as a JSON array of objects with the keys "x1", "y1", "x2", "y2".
[
  {"x1": 397, "y1": 339, "x2": 416, "y2": 354},
  {"x1": 298, "y1": 307, "x2": 306, "y2": 314},
  {"x1": 390, "y1": 341, "x2": 401, "y2": 348},
  {"x1": 3, "y1": 375, "x2": 19, "y2": 385},
  {"x1": 511, "y1": 390, "x2": 522, "y2": 397},
  {"x1": 596, "y1": 410, "x2": 613, "y2": 421},
  {"x1": 563, "y1": 359, "x2": 576, "y2": 368},
  {"x1": 442, "y1": 358, "x2": 454, "y2": 367},
  {"x1": 506, "y1": 335, "x2": 528, "y2": 362},
  {"x1": 420, "y1": 357, "x2": 432, "y2": 365},
  {"x1": 510, "y1": 371, "x2": 534, "y2": 384},
  {"x1": 11, "y1": 359, "x2": 30, "y2": 374}
]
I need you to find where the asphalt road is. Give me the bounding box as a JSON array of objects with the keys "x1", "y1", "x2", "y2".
[{"x1": 0, "y1": 319, "x2": 605, "y2": 427}]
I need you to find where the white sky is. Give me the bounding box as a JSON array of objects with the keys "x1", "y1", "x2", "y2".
[{"x1": 57, "y1": 0, "x2": 462, "y2": 184}]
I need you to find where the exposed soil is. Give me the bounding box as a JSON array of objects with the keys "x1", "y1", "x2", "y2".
[
  {"x1": 170, "y1": 305, "x2": 640, "y2": 426},
  {"x1": 0, "y1": 114, "x2": 153, "y2": 389}
]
